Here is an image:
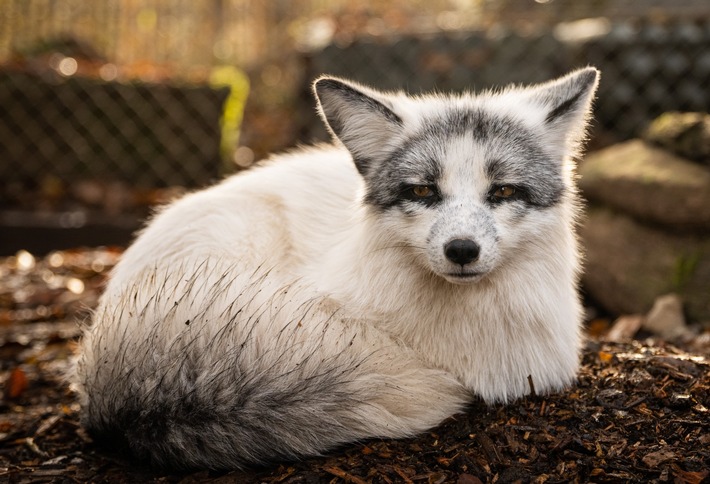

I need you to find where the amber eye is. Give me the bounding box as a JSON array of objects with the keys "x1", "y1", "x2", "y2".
[
  {"x1": 412, "y1": 185, "x2": 433, "y2": 198},
  {"x1": 494, "y1": 185, "x2": 516, "y2": 198}
]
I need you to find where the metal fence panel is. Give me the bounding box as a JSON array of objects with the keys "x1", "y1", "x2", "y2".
[{"x1": 0, "y1": 70, "x2": 229, "y2": 191}]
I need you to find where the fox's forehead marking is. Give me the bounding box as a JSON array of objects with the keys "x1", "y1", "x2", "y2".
[
  {"x1": 417, "y1": 106, "x2": 566, "y2": 207},
  {"x1": 403, "y1": 107, "x2": 544, "y2": 173},
  {"x1": 420, "y1": 107, "x2": 530, "y2": 143},
  {"x1": 363, "y1": 105, "x2": 566, "y2": 210},
  {"x1": 379, "y1": 107, "x2": 520, "y2": 179}
]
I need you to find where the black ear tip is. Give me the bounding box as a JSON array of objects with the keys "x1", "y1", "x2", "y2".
[
  {"x1": 313, "y1": 77, "x2": 344, "y2": 97},
  {"x1": 575, "y1": 67, "x2": 600, "y2": 88}
]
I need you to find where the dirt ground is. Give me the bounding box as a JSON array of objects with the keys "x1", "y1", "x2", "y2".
[{"x1": 1, "y1": 248, "x2": 708, "y2": 483}]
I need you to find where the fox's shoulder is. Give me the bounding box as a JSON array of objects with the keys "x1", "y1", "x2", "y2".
[{"x1": 223, "y1": 144, "x2": 356, "y2": 187}]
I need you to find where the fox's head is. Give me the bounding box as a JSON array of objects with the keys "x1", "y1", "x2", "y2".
[{"x1": 314, "y1": 69, "x2": 599, "y2": 284}]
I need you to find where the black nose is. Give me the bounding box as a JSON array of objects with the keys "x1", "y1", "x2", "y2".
[{"x1": 444, "y1": 239, "x2": 480, "y2": 266}]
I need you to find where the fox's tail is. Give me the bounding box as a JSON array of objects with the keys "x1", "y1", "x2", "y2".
[{"x1": 75, "y1": 260, "x2": 467, "y2": 470}]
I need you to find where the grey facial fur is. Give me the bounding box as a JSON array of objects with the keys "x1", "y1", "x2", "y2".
[{"x1": 364, "y1": 108, "x2": 565, "y2": 212}]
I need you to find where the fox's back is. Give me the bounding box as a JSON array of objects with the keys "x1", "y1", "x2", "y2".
[{"x1": 107, "y1": 145, "x2": 359, "y2": 290}]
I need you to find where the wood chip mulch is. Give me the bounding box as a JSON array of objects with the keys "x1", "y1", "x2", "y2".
[{"x1": 1, "y1": 249, "x2": 708, "y2": 483}]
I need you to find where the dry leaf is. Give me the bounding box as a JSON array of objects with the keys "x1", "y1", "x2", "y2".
[{"x1": 6, "y1": 367, "x2": 29, "y2": 399}]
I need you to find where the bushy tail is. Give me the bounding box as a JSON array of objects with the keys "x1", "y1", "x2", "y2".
[
  {"x1": 81, "y1": 333, "x2": 389, "y2": 469},
  {"x1": 75, "y1": 261, "x2": 467, "y2": 470}
]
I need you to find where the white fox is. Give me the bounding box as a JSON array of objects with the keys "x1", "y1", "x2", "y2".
[{"x1": 76, "y1": 68, "x2": 599, "y2": 470}]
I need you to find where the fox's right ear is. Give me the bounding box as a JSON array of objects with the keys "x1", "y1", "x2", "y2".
[{"x1": 314, "y1": 77, "x2": 404, "y2": 176}]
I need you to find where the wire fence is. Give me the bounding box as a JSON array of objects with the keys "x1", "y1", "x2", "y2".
[
  {"x1": 0, "y1": 70, "x2": 229, "y2": 187},
  {"x1": 1, "y1": 0, "x2": 710, "y2": 214},
  {"x1": 298, "y1": 18, "x2": 710, "y2": 147}
]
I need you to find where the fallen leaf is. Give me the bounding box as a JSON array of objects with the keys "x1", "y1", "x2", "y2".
[
  {"x1": 598, "y1": 351, "x2": 614, "y2": 363},
  {"x1": 671, "y1": 465, "x2": 709, "y2": 484},
  {"x1": 457, "y1": 474, "x2": 484, "y2": 484},
  {"x1": 587, "y1": 318, "x2": 611, "y2": 337},
  {"x1": 6, "y1": 367, "x2": 29, "y2": 399},
  {"x1": 642, "y1": 449, "x2": 676, "y2": 467}
]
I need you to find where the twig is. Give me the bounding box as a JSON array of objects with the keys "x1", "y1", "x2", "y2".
[
  {"x1": 527, "y1": 374, "x2": 537, "y2": 397},
  {"x1": 393, "y1": 465, "x2": 415, "y2": 484},
  {"x1": 24, "y1": 437, "x2": 48, "y2": 458},
  {"x1": 322, "y1": 465, "x2": 369, "y2": 484},
  {"x1": 34, "y1": 415, "x2": 61, "y2": 437}
]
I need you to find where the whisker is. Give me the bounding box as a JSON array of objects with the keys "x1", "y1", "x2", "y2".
[
  {"x1": 366, "y1": 244, "x2": 428, "y2": 257},
  {"x1": 374, "y1": 244, "x2": 424, "y2": 252}
]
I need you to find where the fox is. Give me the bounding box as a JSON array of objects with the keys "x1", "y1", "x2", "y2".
[{"x1": 75, "y1": 67, "x2": 599, "y2": 470}]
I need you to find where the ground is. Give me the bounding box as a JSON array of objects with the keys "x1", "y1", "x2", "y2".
[{"x1": 0, "y1": 248, "x2": 708, "y2": 483}]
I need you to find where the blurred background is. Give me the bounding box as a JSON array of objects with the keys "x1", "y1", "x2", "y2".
[{"x1": 1, "y1": 0, "x2": 710, "y2": 323}]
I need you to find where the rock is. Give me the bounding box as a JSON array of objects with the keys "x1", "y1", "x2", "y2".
[
  {"x1": 643, "y1": 294, "x2": 689, "y2": 339},
  {"x1": 579, "y1": 139, "x2": 710, "y2": 231},
  {"x1": 581, "y1": 208, "x2": 710, "y2": 322},
  {"x1": 604, "y1": 314, "x2": 644, "y2": 342},
  {"x1": 644, "y1": 112, "x2": 710, "y2": 164}
]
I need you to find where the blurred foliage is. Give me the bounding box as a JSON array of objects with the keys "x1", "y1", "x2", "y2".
[
  {"x1": 210, "y1": 65, "x2": 250, "y2": 171},
  {"x1": 4, "y1": 0, "x2": 705, "y2": 72}
]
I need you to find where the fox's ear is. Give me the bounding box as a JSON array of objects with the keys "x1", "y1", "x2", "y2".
[
  {"x1": 314, "y1": 77, "x2": 404, "y2": 175},
  {"x1": 525, "y1": 67, "x2": 600, "y2": 159}
]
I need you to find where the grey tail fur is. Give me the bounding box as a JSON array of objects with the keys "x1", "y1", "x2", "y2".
[
  {"x1": 77, "y1": 262, "x2": 422, "y2": 470},
  {"x1": 83, "y1": 340, "x2": 372, "y2": 470}
]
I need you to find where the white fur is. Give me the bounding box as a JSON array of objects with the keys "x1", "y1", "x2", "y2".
[{"x1": 76, "y1": 68, "x2": 599, "y2": 469}]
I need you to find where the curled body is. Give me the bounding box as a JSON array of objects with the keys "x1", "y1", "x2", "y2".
[{"x1": 75, "y1": 68, "x2": 599, "y2": 469}]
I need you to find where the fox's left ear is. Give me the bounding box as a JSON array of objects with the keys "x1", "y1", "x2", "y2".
[
  {"x1": 314, "y1": 77, "x2": 404, "y2": 176},
  {"x1": 525, "y1": 67, "x2": 600, "y2": 159}
]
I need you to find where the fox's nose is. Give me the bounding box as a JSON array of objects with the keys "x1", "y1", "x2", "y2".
[{"x1": 444, "y1": 239, "x2": 480, "y2": 265}]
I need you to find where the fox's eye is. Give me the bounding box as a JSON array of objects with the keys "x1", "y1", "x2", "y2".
[
  {"x1": 488, "y1": 185, "x2": 528, "y2": 205},
  {"x1": 412, "y1": 186, "x2": 434, "y2": 198},
  {"x1": 493, "y1": 186, "x2": 516, "y2": 198},
  {"x1": 401, "y1": 184, "x2": 440, "y2": 206}
]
